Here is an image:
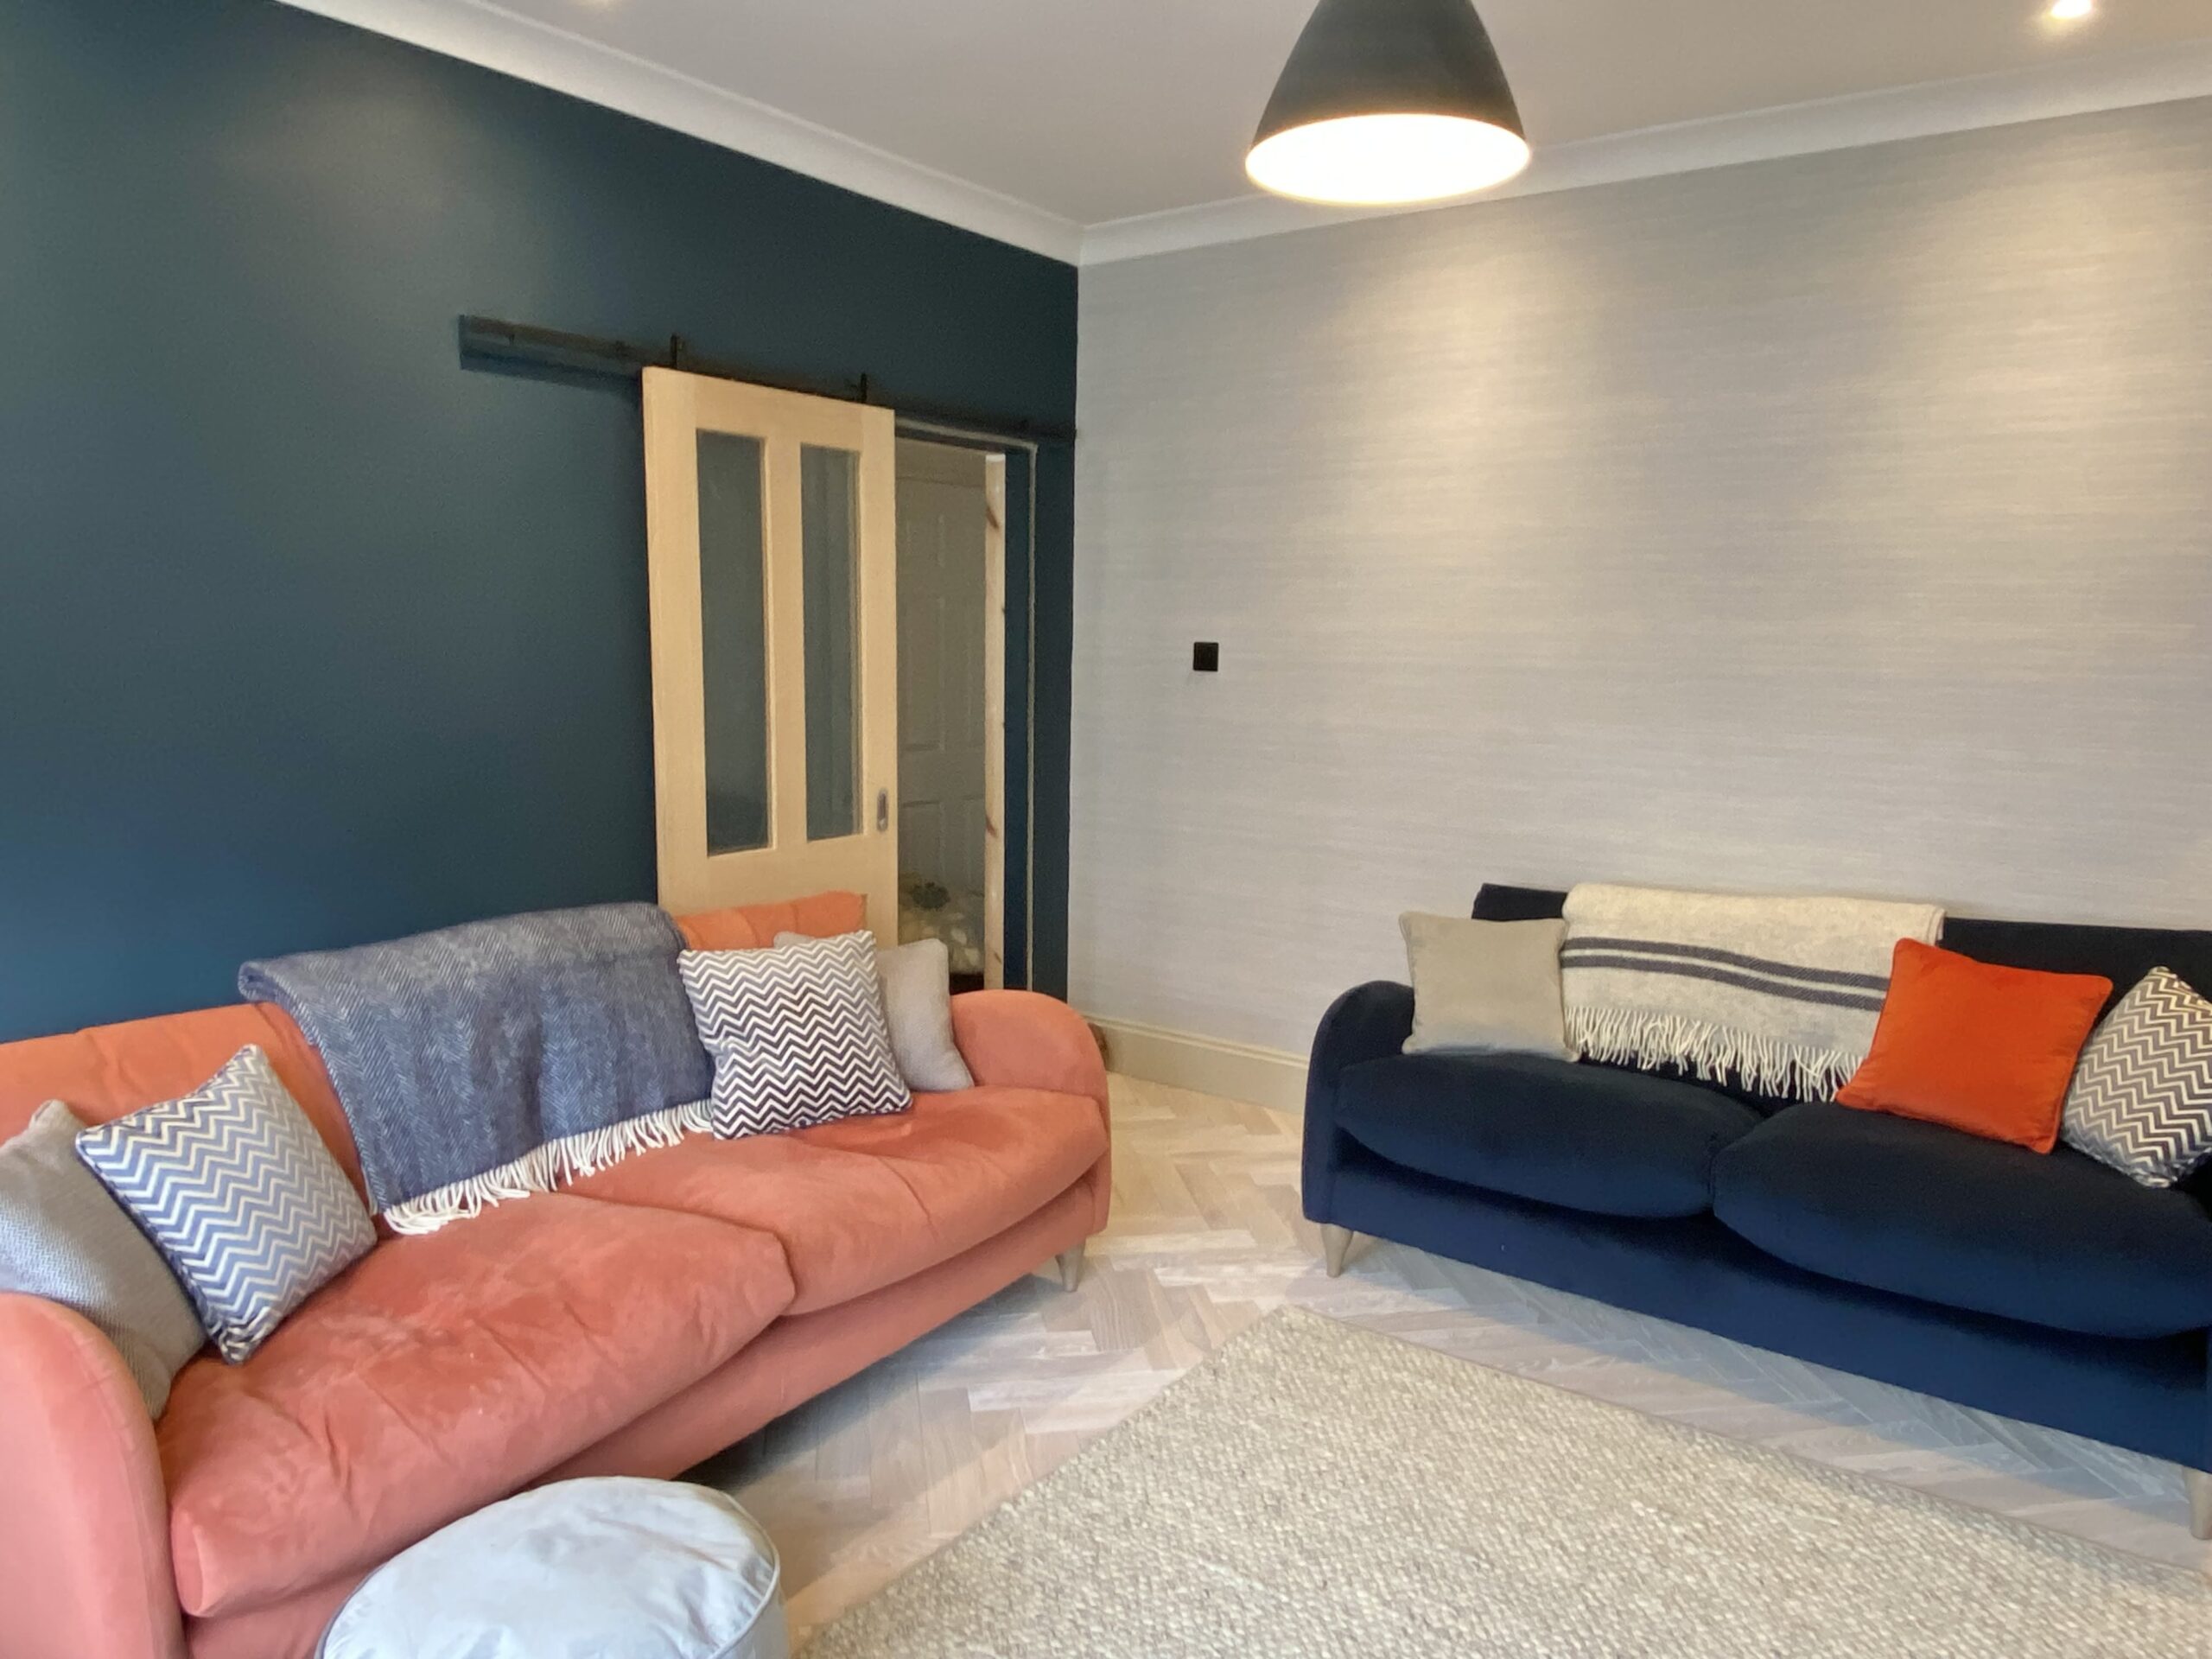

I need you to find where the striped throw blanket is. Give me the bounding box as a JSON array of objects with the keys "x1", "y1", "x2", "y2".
[{"x1": 1560, "y1": 884, "x2": 1944, "y2": 1102}]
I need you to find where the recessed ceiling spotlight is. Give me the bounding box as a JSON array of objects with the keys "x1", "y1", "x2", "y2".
[{"x1": 2049, "y1": 0, "x2": 2095, "y2": 20}]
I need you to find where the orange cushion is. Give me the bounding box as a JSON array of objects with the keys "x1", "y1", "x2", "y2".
[
  {"x1": 0, "y1": 1002, "x2": 365, "y2": 1200},
  {"x1": 157, "y1": 1195, "x2": 794, "y2": 1618},
  {"x1": 677, "y1": 891, "x2": 867, "y2": 950},
  {"x1": 570, "y1": 1086, "x2": 1109, "y2": 1314},
  {"x1": 1835, "y1": 939, "x2": 2111, "y2": 1152}
]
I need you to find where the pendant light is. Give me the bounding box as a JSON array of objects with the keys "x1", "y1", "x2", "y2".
[{"x1": 1248, "y1": 0, "x2": 1530, "y2": 207}]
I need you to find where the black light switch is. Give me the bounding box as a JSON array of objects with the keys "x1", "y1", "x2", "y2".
[{"x1": 1192, "y1": 642, "x2": 1220, "y2": 673}]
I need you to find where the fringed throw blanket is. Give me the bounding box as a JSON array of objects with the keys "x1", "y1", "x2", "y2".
[
  {"x1": 1560, "y1": 885, "x2": 1944, "y2": 1103},
  {"x1": 240, "y1": 905, "x2": 714, "y2": 1233}
]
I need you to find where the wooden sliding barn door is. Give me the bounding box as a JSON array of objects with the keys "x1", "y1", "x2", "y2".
[{"x1": 642, "y1": 367, "x2": 899, "y2": 943}]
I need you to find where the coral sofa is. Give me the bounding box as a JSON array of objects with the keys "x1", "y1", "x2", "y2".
[{"x1": 0, "y1": 895, "x2": 1111, "y2": 1659}]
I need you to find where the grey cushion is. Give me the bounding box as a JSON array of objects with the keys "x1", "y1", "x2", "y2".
[
  {"x1": 2063, "y1": 968, "x2": 2212, "y2": 1186},
  {"x1": 76, "y1": 1046, "x2": 376, "y2": 1364},
  {"x1": 0, "y1": 1102, "x2": 207, "y2": 1414},
  {"x1": 1400, "y1": 913, "x2": 1570, "y2": 1060},
  {"x1": 320, "y1": 1477, "x2": 786, "y2": 1659},
  {"x1": 779, "y1": 932, "x2": 975, "y2": 1093}
]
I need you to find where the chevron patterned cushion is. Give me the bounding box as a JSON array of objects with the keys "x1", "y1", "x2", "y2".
[
  {"x1": 2062, "y1": 969, "x2": 2212, "y2": 1187},
  {"x1": 680, "y1": 933, "x2": 912, "y2": 1139},
  {"x1": 76, "y1": 1046, "x2": 376, "y2": 1363}
]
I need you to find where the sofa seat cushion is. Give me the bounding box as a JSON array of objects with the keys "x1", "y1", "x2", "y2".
[
  {"x1": 570, "y1": 1086, "x2": 1109, "y2": 1314},
  {"x1": 1334, "y1": 1053, "x2": 1763, "y2": 1219},
  {"x1": 157, "y1": 1194, "x2": 794, "y2": 1620},
  {"x1": 1712, "y1": 1103, "x2": 2212, "y2": 1338}
]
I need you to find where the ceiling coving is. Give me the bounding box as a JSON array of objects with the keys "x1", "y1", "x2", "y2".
[{"x1": 280, "y1": 1, "x2": 2212, "y2": 262}]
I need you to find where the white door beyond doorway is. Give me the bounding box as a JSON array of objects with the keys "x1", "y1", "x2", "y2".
[{"x1": 895, "y1": 438, "x2": 1002, "y2": 987}]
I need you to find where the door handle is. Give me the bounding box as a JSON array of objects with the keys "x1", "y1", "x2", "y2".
[{"x1": 877, "y1": 789, "x2": 890, "y2": 832}]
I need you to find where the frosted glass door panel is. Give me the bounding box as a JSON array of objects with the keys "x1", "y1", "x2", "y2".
[
  {"x1": 697, "y1": 432, "x2": 771, "y2": 855},
  {"x1": 802, "y1": 446, "x2": 862, "y2": 842}
]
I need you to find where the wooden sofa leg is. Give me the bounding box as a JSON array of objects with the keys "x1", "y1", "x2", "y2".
[
  {"x1": 1054, "y1": 1244, "x2": 1086, "y2": 1293},
  {"x1": 1320, "y1": 1224, "x2": 1356, "y2": 1278},
  {"x1": 2189, "y1": 1468, "x2": 2212, "y2": 1541}
]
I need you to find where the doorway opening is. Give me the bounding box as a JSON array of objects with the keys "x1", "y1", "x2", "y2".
[{"x1": 894, "y1": 438, "x2": 1007, "y2": 993}]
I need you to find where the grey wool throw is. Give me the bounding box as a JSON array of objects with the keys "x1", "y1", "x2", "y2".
[
  {"x1": 1560, "y1": 884, "x2": 1945, "y2": 1103},
  {"x1": 240, "y1": 904, "x2": 714, "y2": 1232}
]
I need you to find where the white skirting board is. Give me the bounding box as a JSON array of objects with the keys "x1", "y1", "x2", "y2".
[{"x1": 1085, "y1": 1017, "x2": 1309, "y2": 1115}]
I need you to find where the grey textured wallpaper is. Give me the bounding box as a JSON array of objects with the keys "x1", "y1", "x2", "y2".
[{"x1": 1071, "y1": 98, "x2": 2212, "y2": 1057}]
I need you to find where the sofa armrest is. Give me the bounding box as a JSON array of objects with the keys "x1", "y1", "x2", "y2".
[
  {"x1": 1303, "y1": 982, "x2": 1414, "y2": 1223},
  {"x1": 950, "y1": 991, "x2": 1112, "y2": 1234},
  {"x1": 950, "y1": 991, "x2": 1109, "y2": 1114},
  {"x1": 0, "y1": 1294, "x2": 185, "y2": 1659}
]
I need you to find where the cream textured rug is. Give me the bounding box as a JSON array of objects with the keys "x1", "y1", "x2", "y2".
[{"x1": 804, "y1": 1309, "x2": 2210, "y2": 1657}]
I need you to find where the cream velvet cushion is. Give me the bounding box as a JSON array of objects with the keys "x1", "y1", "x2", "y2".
[
  {"x1": 1400, "y1": 914, "x2": 1571, "y2": 1061},
  {"x1": 320, "y1": 1478, "x2": 786, "y2": 1659}
]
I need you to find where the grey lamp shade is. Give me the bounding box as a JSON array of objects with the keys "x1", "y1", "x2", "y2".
[{"x1": 1249, "y1": 0, "x2": 1529, "y2": 206}]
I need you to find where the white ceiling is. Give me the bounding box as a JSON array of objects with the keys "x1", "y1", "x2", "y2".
[{"x1": 290, "y1": 2, "x2": 2212, "y2": 261}]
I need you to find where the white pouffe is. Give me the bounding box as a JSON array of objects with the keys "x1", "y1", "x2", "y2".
[{"x1": 320, "y1": 1478, "x2": 788, "y2": 1659}]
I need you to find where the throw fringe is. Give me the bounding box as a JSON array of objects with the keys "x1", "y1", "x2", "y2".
[
  {"x1": 1567, "y1": 1006, "x2": 1862, "y2": 1104},
  {"x1": 382, "y1": 1099, "x2": 715, "y2": 1235}
]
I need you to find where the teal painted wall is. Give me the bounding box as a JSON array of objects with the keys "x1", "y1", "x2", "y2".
[{"x1": 0, "y1": 0, "x2": 1077, "y2": 1042}]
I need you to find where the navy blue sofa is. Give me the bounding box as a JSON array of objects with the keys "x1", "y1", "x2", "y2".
[{"x1": 1304, "y1": 883, "x2": 2212, "y2": 1529}]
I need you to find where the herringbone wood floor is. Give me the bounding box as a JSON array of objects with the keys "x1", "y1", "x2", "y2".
[{"x1": 691, "y1": 1075, "x2": 2209, "y2": 1643}]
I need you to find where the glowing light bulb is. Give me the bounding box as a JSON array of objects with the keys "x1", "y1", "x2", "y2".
[
  {"x1": 2049, "y1": 0, "x2": 2094, "y2": 21},
  {"x1": 1247, "y1": 114, "x2": 1532, "y2": 207}
]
